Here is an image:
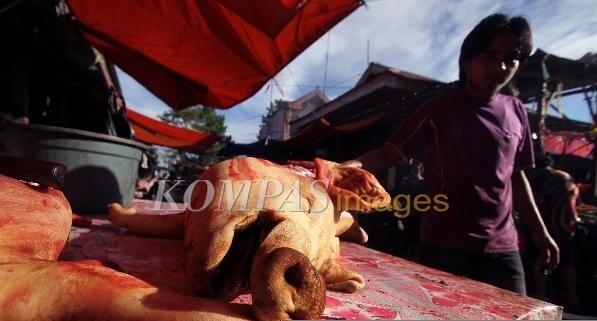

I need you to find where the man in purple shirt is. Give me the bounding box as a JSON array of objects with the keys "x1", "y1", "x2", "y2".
[{"x1": 345, "y1": 14, "x2": 559, "y2": 295}]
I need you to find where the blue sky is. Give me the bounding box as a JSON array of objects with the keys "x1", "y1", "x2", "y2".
[{"x1": 118, "y1": 0, "x2": 597, "y2": 143}]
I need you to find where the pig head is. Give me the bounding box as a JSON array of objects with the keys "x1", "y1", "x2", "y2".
[{"x1": 184, "y1": 157, "x2": 390, "y2": 320}]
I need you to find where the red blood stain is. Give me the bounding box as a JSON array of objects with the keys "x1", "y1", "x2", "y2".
[
  {"x1": 462, "y1": 290, "x2": 491, "y2": 301},
  {"x1": 331, "y1": 307, "x2": 369, "y2": 319},
  {"x1": 421, "y1": 283, "x2": 445, "y2": 292},
  {"x1": 361, "y1": 262, "x2": 380, "y2": 269},
  {"x1": 485, "y1": 305, "x2": 511, "y2": 316},
  {"x1": 326, "y1": 296, "x2": 343, "y2": 307},
  {"x1": 16, "y1": 245, "x2": 35, "y2": 256},
  {"x1": 41, "y1": 197, "x2": 61, "y2": 210},
  {"x1": 445, "y1": 292, "x2": 480, "y2": 305},
  {"x1": 59, "y1": 262, "x2": 151, "y2": 290},
  {"x1": 228, "y1": 158, "x2": 260, "y2": 180},
  {"x1": 364, "y1": 306, "x2": 398, "y2": 319},
  {"x1": 72, "y1": 214, "x2": 92, "y2": 227},
  {"x1": 228, "y1": 161, "x2": 242, "y2": 178},
  {"x1": 431, "y1": 296, "x2": 459, "y2": 307},
  {"x1": 0, "y1": 216, "x2": 10, "y2": 229},
  {"x1": 2, "y1": 288, "x2": 32, "y2": 308}
]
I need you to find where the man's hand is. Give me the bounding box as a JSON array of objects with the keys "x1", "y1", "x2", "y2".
[
  {"x1": 512, "y1": 170, "x2": 560, "y2": 272},
  {"x1": 532, "y1": 231, "x2": 560, "y2": 271},
  {"x1": 342, "y1": 143, "x2": 406, "y2": 175}
]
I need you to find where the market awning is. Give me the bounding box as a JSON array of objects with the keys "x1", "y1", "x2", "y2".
[
  {"x1": 284, "y1": 113, "x2": 387, "y2": 148},
  {"x1": 220, "y1": 114, "x2": 386, "y2": 157},
  {"x1": 126, "y1": 108, "x2": 219, "y2": 153},
  {"x1": 67, "y1": 0, "x2": 361, "y2": 110},
  {"x1": 544, "y1": 130, "x2": 594, "y2": 160},
  {"x1": 515, "y1": 48, "x2": 597, "y2": 101}
]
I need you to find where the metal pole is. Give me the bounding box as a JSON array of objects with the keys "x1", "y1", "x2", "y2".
[
  {"x1": 535, "y1": 81, "x2": 550, "y2": 154},
  {"x1": 583, "y1": 87, "x2": 597, "y2": 198}
]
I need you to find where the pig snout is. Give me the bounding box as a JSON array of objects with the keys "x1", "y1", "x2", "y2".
[{"x1": 251, "y1": 247, "x2": 325, "y2": 321}]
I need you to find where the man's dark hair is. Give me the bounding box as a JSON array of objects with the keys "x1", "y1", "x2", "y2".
[{"x1": 458, "y1": 13, "x2": 533, "y2": 85}]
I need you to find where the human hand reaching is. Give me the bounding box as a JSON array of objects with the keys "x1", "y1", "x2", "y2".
[{"x1": 532, "y1": 231, "x2": 560, "y2": 272}]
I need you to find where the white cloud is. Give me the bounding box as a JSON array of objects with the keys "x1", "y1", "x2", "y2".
[{"x1": 118, "y1": 0, "x2": 597, "y2": 143}]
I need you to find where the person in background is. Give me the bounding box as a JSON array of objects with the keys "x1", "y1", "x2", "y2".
[
  {"x1": 135, "y1": 152, "x2": 159, "y2": 199},
  {"x1": 395, "y1": 160, "x2": 425, "y2": 261},
  {"x1": 528, "y1": 153, "x2": 581, "y2": 308},
  {"x1": 342, "y1": 13, "x2": 558, "y2": 295}
]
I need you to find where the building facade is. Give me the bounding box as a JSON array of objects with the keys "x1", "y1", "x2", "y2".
[{"x1": 258, "y1": 88, "x2": 329, "y2": 141}]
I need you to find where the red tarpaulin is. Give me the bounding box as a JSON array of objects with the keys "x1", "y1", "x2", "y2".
[
  {"x1": 67, "y1": 0, "x2": 361, "y2": 110},
  {"x1": 126, "y1": 108, "x2": 219, "y2": 153},
  {"x1": 544, "y1": 131, "x2": 594, "y2": 159}
]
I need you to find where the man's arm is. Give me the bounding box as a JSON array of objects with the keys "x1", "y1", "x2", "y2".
[
  {"x1": 342, "y1": 143, "x2": 407, "y2": 175},
  {"x1": 343, "y1": 102, "x2": 430, "y2": 173},
  {"x1": 512, "y1": 170, "x2": 559, "y2": 271}
]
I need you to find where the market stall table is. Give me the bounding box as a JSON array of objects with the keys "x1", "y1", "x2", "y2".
[{"x1": 61, "y1": 201, "x2": 562, "y2": 320}]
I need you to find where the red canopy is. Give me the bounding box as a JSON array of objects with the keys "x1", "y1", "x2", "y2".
[
  {"x1": 126, "y1": 108, "x2": 219, "y2": 153},
  {"x1": 67, "y1": 0, "x2": 361, "y2": 110},
  {"x1": 544, "y1": 131, "x2": 594, "y2": 159}
]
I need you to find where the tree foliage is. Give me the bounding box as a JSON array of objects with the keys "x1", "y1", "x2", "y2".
[
  {"x1": 159, "y1": 106, "x2": 228, "y2": 166},
  {"x1": 260, "y1": 99, "x2": 289, "y2": 129}
]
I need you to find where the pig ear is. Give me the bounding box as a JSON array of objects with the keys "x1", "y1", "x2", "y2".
[
  {"x1": 312, "y1": 158, "x2": 391, "y2": 212},
  {"x1": 322, "y1": 263, "x2": 365, "y2": 293}
]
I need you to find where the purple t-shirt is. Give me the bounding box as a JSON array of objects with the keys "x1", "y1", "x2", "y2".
[{"x1": 387, "y1": 88, "x2": 534, "y2": 253}]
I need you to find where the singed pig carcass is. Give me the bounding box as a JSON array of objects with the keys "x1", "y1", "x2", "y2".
[
  {"x1": 109, "y1": 157, "x2": 391, "y2": 320},
  {"x1": 0, "y1": 174, "x2": 252, "y2": 321}
]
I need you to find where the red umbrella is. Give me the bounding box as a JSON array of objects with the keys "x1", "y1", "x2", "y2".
[{"x1": 67, "y1": 0, "x2": 361, "y2": 109}]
